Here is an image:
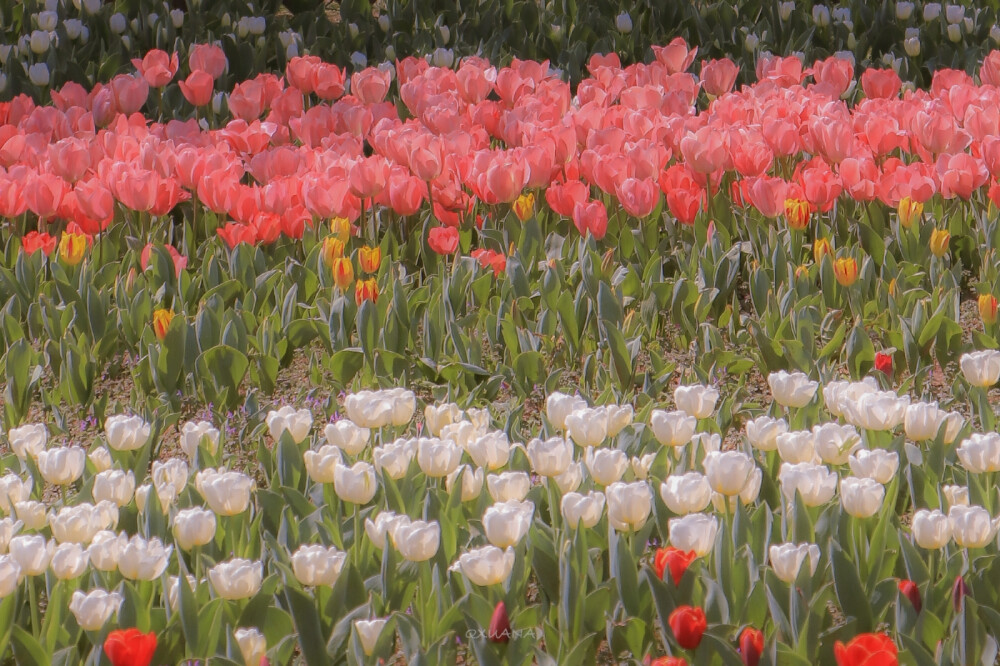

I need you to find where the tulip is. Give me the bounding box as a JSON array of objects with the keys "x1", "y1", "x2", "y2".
[
  {"x1": 833, "y1": 633, "x2": 897, "y2": 666},
  {"x1": 417, "y1": 438, "x2": 463, "y2": 477},
  {"x1": 960, "y1": 350, "x2": 1000, "y2": 387},
  {"x1": 840, "y1": 391, "x2": 909, "y2": 431},
  {"x1": 446, "y1": 464, "x2": 484, "y2": 501},
  {"x1": 980, "y1": 294, "x2": 999, "y2": 325},
  {"x1": 769, "y1": 542, "x2": 821, "y2": 583},
  {"x1": 118, "y1": 535, "x2": 171, "y2": 580},
  {"x1": 957, "y1": 432, "x2": 1000, "y2": 473},
  {"x1": 668, "y1": 513, "x2": 719, "y2": 557},
  {"x1": 391, "y1": 520, "x2": 440, "y2": 562},
  {"x1": 331, "y1": 257, "x2": 354, "y2": 290},
  {"x1": 650, "y1": 410, "x2": 698, "y2": 447},
  {"x1": 359, "y1": 246, "x2": 381, "y2": 274},
  {"x1": 424, "y1": 403, "x2": 463, "y2": 436},
  {"x1": 898, "y1": 580, "x2": 921, "y2": 613},
  {"x1": 554, "y1": 462, "x2": 584, "y2": 493},
  {"x1": 929, "y1": 228, "x2": 950, "y2": 257},
  {"x1": 89, "y1": 447, "x2": 112, "y2": 472},
  {"x1": 373, "y1": 439, "x2": 415, "y2": 479},
  {"x1": 848, "y1": 449, "x2": 898, "y2": 484},
  {"x1": 903, "y1": 401, "x2": 948, "y2": 442},
  {"x1": 355, "y1": 618, "x2": 388, "y2": 655},
  {"x1": 775, "y1": 431, "x2": 816, "y2": 464},
  {"x1": 105, "y1": 414, "x2": 151, "y2": 451},
  {"x1": 152, "y1": 308, "x2": 175, "y2": 340},
  {"x1": 209, "y1": 558, "x2": 263, "y2": 600},
  {"x1": 702, "y1": 451, "x2": 756, "y2": 496},
  {"x1": 584, "y1": 447, "x2": 628, "y2": 485},
  {"x1": 896, "y1": 1, "x2": 914, "y2": 20},
  {"x1": 897, "y1": 196, "x2": 922, "y2": 228},
  {"x1": 0, "y1": 555, "x2": 21, "y2": 597},
  {"x1": 87, "y1": 531, "x2": 127, "y2": 571},
  {"x1": 291, "y1": 544, "x2": 347, "y2": 587},
  {"x1": 565, "y1": 407, "x2": 609, "y2": 448},
  {"x1": 486, "y1": 472, "x2": 529, "y2": 502},
  {"x1": 739, "y1": 627, "x2": 764, "y2": 666},
  {"x1": 51, "y1": 542, "x2": 89, "y2": 579},
  {"x1": 483, "y1": 500, "x2": 534, "y2": 548},
  {"x1": 779, "y1": 463, "x2": 837, "y2": 506},
  {"x1": 179, "y1": 420, "x2": 220, "y2": 459},
  {"x1": 527, "y1": 436, "x2": 573, "y2": 477},
  {"x1": 172, "y1": 507, "x2": 217, "y2": 550},
  {"x1": 833, "y1": 257, "x2": 858, "y2": 286},
  {"x1": 943, "y1": 484, "x2": 969, "y2": 507},
  {"x1": 364, "y1": 512, "x2": 411, "y2": 550},
  {"x1": 469, "y1": 431, "x2": 511, "y2": 470},
  {"x1": 745, "y1": 416, "x2": 787, "y2": 451},
  {"x1": 674, "y1": 385, "x2": 719, "y2": 419},
  {"x1": 196, "y1": 468, "x2": 254, "y2": 515},
  {"x1": 604, "y1": 481, "x2": 652, "y2": 532},
  {"x1": 70, "y1": 589, "x2": 122, "y2": 631},
  {"x1": 949, "y1": 505, "x2": 1000, "y2": 548},
  {"x1": 7, "y1": 423, "x2": 46, "y2": 460},
  {"x1": 812, "y1": 423, "x2": 861, "y2": 465},
  {"x1": 668, "y1": 605, "x2": 707, "y2": 650},
  {"x1": 660, "y1": 473, "x2": 713, "y2": 515},
  {"x1": 768, "y1": 370, "x2": 819, "y2": 408},
  {"x1": 615, "y1": 12, "x2": 632, "y2": 33},
  {"x1": 324, "y1": 420, "x2": 370, "y2": 455},
  {"x1": 0, "y1": 518, "x2": 21, "y2": 554},
  {"x1": 513, "y1": 192, "x2": 535, "y2": 221},
  {"x1": 50, "y1": 502, "x2": 116, "y2": 544},
  {"x1": 266, "y1": 405, "x2": 313, "y2": 444},
  {"x1": 911, "y1": 509, "x2": 951, "y2": 548},
  {"x1": 334, "y1": 461, "x2": 378, "y2": 504},
  {"x1": 15, "y1": 501, "x2": 47, "y2": 531},
  {"x1": 93, "y1": 470, "x2": 136, "y2": 507},
  {"x1": 103, "y1": 629, "x2": 157, "y2": 666},
  {"x1": 560, "y1": 491, "x2": 605, "y2": 529},
  {"x1": 653, "y1": 546, "x2": 697, "y2": 586},
  {"x1": 8, "y1": 534, "x2": 54, "y2": 576},
  {"x1": 451, "y1": 545, "x2": 515, "y2": 585},
  {"x1": 814, "y1": 238, "x2": 833, "y2": 263},
  {"x1": 874, "y1": 351, "x2": 893, "y2": 376},
  {"x1": 345, "y1": 391, "x2": 395, "y2": 429},
  {"x1": 840, "y1": 477, "x2": 885, "y2": 518},
  {"x1": 36, "y1": 446, "x2": 86, "y2": 486},
  {"x1": 784, "y1": 198, "x2": 810, "y2": 230},
  {"x1": 355, "y1": 278, "x2": 378, "y2": 304},
  {"x1": 234, "y1": 628, "x2": 267, "y2": 666},
  {"x1": 153, "y1": 458, "x2": 188, "y2": 497},
  {"x1": 546, "y1": 392, "x2": 587, "y2": 430},
  {"x1": 824, "y1": 378, "x2": 878, "y2": 417}
]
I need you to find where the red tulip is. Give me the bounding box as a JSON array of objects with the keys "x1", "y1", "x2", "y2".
[
  {"x1": 739, "y1": 628, "x2": 764, "y2": 666},
  {"x1": 104, "y1": 628, "x2": 157, "y2": 666},
  {"x1": 488, "y1": 601, "x2": 511, "y2": 643},
  {"x1": 860, "y1": 68, "x2": 902, "y2": 99},
  {"x1": 651, "y1": 658, "x2": 688, "y2": 666},
  {"x1": 668, "y1": 605, "x2": 707, "y2": 650},
  {"x1": 571, "y1": 200, "x2": 608, "y2": 240},
  {"x1": 21, "y1": 231, "x2": 57, "y2": 256},
  {"x1": 701, "y1": 58, "x2": 738, "y2": 97},
  {"x1": 898, "y1": 580, "x2": 921, "y2": 613},
  {"x1": 833, "y1": 633, "x2": 897, "y2": 666},
  {"x1": 545, "y1": 180, "x2": 589, "y2": 218},
  {"x1": 874, "y1": 352, "x2": 892, "y2": 376},
  {"x1": 179, "y1": 70, "x2": 214, "y2": 106},
  {"x1": 132, "y1": 49, "x2": 179, "y2": 88},
  {"x1": 350, "y1": 68, "x2": 392, "y2": 105},
  {"x1": 653, "y1": 547, "x2": 697, "y2": 586},
  {"x1": 189, "y1": 44, "x2": 228, "y2": 80},
  {"x1": 428, "y1": 226, "x2": 460, "y2": 255}
]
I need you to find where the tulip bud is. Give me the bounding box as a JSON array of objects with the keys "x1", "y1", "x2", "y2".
[
  {"x1": 812, "y1": 5, "x2": 831, "y2": 27},
  {"x1": 745, "y1": 33, "x2": 759, "y2": 52},
  {"x1": 779, "y1": 1, "x2": 794, "y2": 20},
  {"x1": 668, "y1": 605, "x2": 707, "y2": 650},
  {"x1": 234, "y1": 628, "x2": 267, "y2": 666},
  {"x1": 874, "y1": 352, "x2": 893, "y2": 376},
  {"x1": 488, "y1": 601, "x2": 511, "y2": 643},
  {"x1": 739, "y1": 627, "x2": 764, "y2": 666},
  {"x1": 653, "y1": 546, "x2": 697, "y2": 586},
  {"x1": 355, "y1": 618, "x2": 387, "y2": 655},
  {"x1": 29, "y1": 30, "x2": 50, "y2": 54},
  {"x1": 152, "y1": 308, "x2": 175, "y2": 341},
  {"x1": 813, "y1": 238, "x2": 832, "y2": 263},
  {"x1": 904, "y1": 36, "x2": 921, "y2": 57},
  {"x1": 929, "y1": 228, "x2": 950, "y2": 257},
  {"x1": 898, "y1": 579, "x2": 922, "y2": 613},
  {"x1": 331, "y1": 257, "x2": 355, "y2": 290},
  {"x1": 378, "y1": 14, "x2": 390, "y2": 31},
  {"x1": 896, "y1": 1, "x2": 914, "y2": 20},
  {"x1": 979, "y1": 294, "x2": 999, "y2": 325},
  {"x1": 947, "y1": 23, "x2": 962, "y2": 42},
  {"x1": 358, "y1": 246, "x2": 381, "y2": 274},
  {"x1": 59, "y1": 228, "x2": 87, "y2": 263},
  {"x1": 924, "y1": 3, "x2": 942, "y2": 20},
  {"x1": 355, "y1": 278, "x2": 378, "y2": 305},
  {"x1": 513, "y1": 192, "x2": 535, "y2": 221},
  {"x1": 171, "y1": 9, "x2": 184, "y2": 28},
  {"x1": 897, "y1": 196, "x2": 922, "y2": 228},
  {"x1": 833, "y1": 257, "x2": 858, "y2": 286},
  {"x1": 615, "y1": 12, "x2": 633, "y2": 33}
]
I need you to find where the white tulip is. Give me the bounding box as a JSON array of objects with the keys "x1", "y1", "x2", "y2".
[
  {"x1": 468, "y1": 431, "x2": 510, "y2": 470},
  {"x1": 943, "y1": 485, "x2": 969, "y2": 507},
  {"x1": 668, "y1": 513, "x2": 719, "y2": 557},
  {"x1": 105, "y1": 414, "x2": 151, "y2": 451},
  {"x1": 778, "y1": 463, "x2": 837, "y2": 506},
  {"x1": 8, "y1": 535, "x2": 53, "y2": 575},
  {"x1": 949, "y1": 505, "x2": 1000, "y2": 548},
  {"x1": 36, "y1": 446, "x2": 86, "y2": 485},
  {"x1": 179, "y1": 420, "x2": 220, "y2": 459},
  {"x1": 650, "y1": 410, "x2": 697, "y2": 447},
  {"x1": 823, "y1": 378, "x2": 878, "y2": 417},
  {"x1": 745, "y1": 416, "x2": 787, "y2": 451},
  {"x1": 631, "y1": 453, "x2": 657, "y2": 480},
  {"x1": 584, "y1": 447, "x2": 628, "y2": 485},
  {"x1": 923, "y1": 2, "x2": 941, "y2": 21},
  {"x1": 674, "y1": 385, "x2": 719, "y2": 419},
  {"x1": 0, "y1": 474, "x2": 30, "y2": 513},
  {"x1": 51, "y1": 542, "x2": 89, "y2": 579},
  {"x1": 660, "y1": 472, "x2": 713, "y2": 515},
  {"x1": 904, "y1": 402, "x2": 948, "y2": 442},
  {"x1": 606, "y1": 405, "x2": 634, "y2": 437},
  {"x1": 553, "y1": 462, "x2": 583, "y2": 494},
  {"x1": 118, "y1": 536, "x2": 171, "y2": 580},
  {"x1": 702, "y1": 451, "x2": 756, "y2": 496},
  {"x1": 565, "y1": 408, "x2": 609, "y2": 448},
  {"x1": 373, "y1": 439, "x2": 415, "y2": 479},
  {"x1": 0, "y1": 554, "x2": 21, "y2": 596},
  {"x1": 446, "y1": 464, "x2": 484, "y2": 501},
  {"x1": 355, "y1": 618, "x2": 388, "y2": 656},
  {"x1": 896, "y1": 1, "x2": 914, "y2": 20},
  {"x1": 416, "y1": 438, "x2": 462, "y2": 478},
  {"x1": 88, "y1": 531, "x2": 127, "y2": 572},
  {"x1": 172, "y1": 508, "x2": 217, "y2": 550},
  {"x1": 440, "y1": 421, "x2": 479, "y2": 450},
  {"x1": 304, "y1": 445, "x2": 343, "y2": 483},
  {"x1": 769, "y1": 542, "x2": 820, "y2": 582},
  {"x1": 89, "y1": 447, "x2": 112, "y2": 472},
  {"x1": 812, "y1": 423, "x2": 861, "y2": 465},
  {"x1": 769, "y1": 371, "x2": 819, "y2": 408},
  {"x1": 848, "y1": 449, "x2": 899, "y2": 484},
  {"x1": 957, "y1": 433, "x2": 1000, "y2": 473},
  {"x1": 93, "y1": 470, "x2": 136, "y2": 507},
  {"x1": 912, "y1": 509, "x2": 951, "y2": 548},
  {"x1": 209, "y1": 558, "x2": 263, "y2": 600},
  {"x1": 364, "y1": 512, "x2": 411, "y2": 550},
  {"x1": 324, "y1": 420, "x2": 369, "y2": 455},
  {"x1": 14, "y1": 501, "x2": 47, "y2": 530},
  {"x1": 391, "y1": 520, "x2": 440, "y2": 562},
  {"x1": 266, "y1": 406, "x2": 313, "y2": 444},
  {"x1": 291, "y1": 544, "x2": 346, "y2": 587},
  {"x1": 234, "y1": 628, "x2": 267, "y2": 666},
  {"x1": 527, "y1": 437, "x2": 573, "y2": 477},
  {"x1": 776, "y1": 430, "x2": 816, "y2": 464},
  {"x1": 344, "y1": 391, "x2": 393, "y2": 429},
  {"x1": 7, "y1": 423, "x2": 46, "y2": 460},
  {"x1": 424, "y1": 403, "x2": 463, "y2": 436},
  {"x1": 0, "y1": 518, "x2": 21, "y2": 554},
  {"x1": 486, "y1": 472, "x2": 530, "y2": 502},
  {"x1": 606, "y1": 481, "x2": 653, "y2": 532},
  {"x1": 960, "y1": 350, "x2": 1000, "y2": 387},
  {"x1": 561, "y1": 491, "x2": 605, "y2": 528},
  {"x1": 334, "y1": 462, "x2": 378, "y2": 504},
  {"x1": 483, "y1": 500, "x2": 534, "y2": 548},
  {"x1": 386, "y1": 388, "x2": 416, "y2": 426},
  {"x1": 546, "y1": 392, "x2": 587, "y2": 430},
  {"x1": 451, "y1": 545, "x2": 514, "y2": 585},
  {"x1": 49, "y1": 502, "x2": 116, "y2": 544},
  {"x1": 615, "y1": 12, "x2": 632, "y2": 33},
  {"x1": 69, "y1": 589, "x2": 122, "y2": 630},
  {"x1": 840, "y1": 477, "x2": 885, "y2": 518},
  {"x1": 840, "y1": 391, "x2": 909, "y2": 431},
  {"x1": 196, "y1": 468, "x2": 253, "y2": 516}
]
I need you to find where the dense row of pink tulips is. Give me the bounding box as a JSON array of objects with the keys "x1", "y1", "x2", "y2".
[{"x1": 4, "y1": 40, "x2": 1000, "y2": 249}]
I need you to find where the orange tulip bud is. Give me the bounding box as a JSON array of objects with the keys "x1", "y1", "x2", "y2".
[
  {"x1": 331, "y1": 257, "x2": 355, "y2": 290},
  {"x1": 59, "y1": 230, "x2": 88, "y2": 266},
  {"x1": 784, "y1": 198, "x2": 810, "y2": 231},
  {"x1": 930, "y1": 228, "x2": 950, "y2": 257},
  {"x1": 980, "y1": 294, "x2": 999, "y2": 325},
  {"x1": 834, "y1": 257, "x2": 859, "y2": 286},
  {"x1": 359, "y1": 246, "x2": 381, "y2": 274},
  {"x1": 355, "y1": 278, "x2": 378, "y2": 305},
  {"x1": 898, "y1": 196, "x2": 923, "y2": 228},
  {"x1": 814, "y1": 237, "x2": 832, "y2": 263},
  {"x1": 153, "y1": 308, "x2": 175, "y2": 341},
  {"x1": 330, "y1": 217, "x2": 352, "y2": 242},
  {"x1": 321, "y1": 237, "x2": 345, "y2": 267},
  {"x1": 513, "y1": 192, "x2": 535, "y2": 221}
]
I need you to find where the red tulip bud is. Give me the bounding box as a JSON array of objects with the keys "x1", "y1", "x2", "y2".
[
  {"x1": 488, "y1": 601, "x2": 511, "y2": 643},
  {"x1": 668, "y1": 605, "x2": 707, "y2": 650},
  {"x1": 874, "y1": 352, "x2": 892, "y2": 376},
  {"x1": 739, "y1": 627, "x2": 764, "y2": 666},
  {"x1": 898, "y1": 579, "x2": 921, "y2": 613},
  {"x1": 953, "y1": 575, "x2": 970, "y2": 613}
]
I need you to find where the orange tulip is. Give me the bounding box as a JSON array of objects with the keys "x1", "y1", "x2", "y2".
[
  {"x1": 59, "y1": 229, "x2": 88, "y2": 266},
  {"x1": 784, "y1": 198, "x2": 810, "y2": 230},
  {"x1": 358, "y1": 246, "x2": 381, "y2": 274},
  {"x1": 897, "y1": 196, "x2": 923, "y2": 228},
  {"x1": 355, "y1": 278, "x2": 378, "y2": 305},
  {"x1": 980, "y1": 294, "x2": 999, "y2": 325},
  {"x1": 930, "y1": 229, "x2": 950, "y2": 257},
  {"x1": 813, "y1": 237, "x2": 832, "y2": 263},
  {"x1": 330, "y1": 217, "x2": 351, "y2": 242},
  {"x1": 321, "y1": 237, "x2": 345, "y2": 267},
  {"x1": 331, "y1": 257, "x2": 354, "y2": 290},
  {"x1": 513, "y1": 192, "x2": 535, "y2": 221},
  {"x1": 153, "y1": 308, "x2": 175, "y2": 341},
  {"x1": 834, "y1": 257, "x2": 858, "y2": 286}
]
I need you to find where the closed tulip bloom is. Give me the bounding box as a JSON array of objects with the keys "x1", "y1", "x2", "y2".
[
  {"x1": 386, "y1": 388, "x2": 416, "y2": 426},
  {"x1": 776, "y1": 431, "x2": 817, "y2": 464},
  {"x1": 546, "y1": 392, "x2": 588, "y2": 430},
  {"x1": 979, "y1": 294, "x2": 999, "y2": 325},
  {"x1": 355, "y1": 618, "x2": 388, "y2": 656},
  {"x1": 210, "y1": 558, "x2": 263, "y2": 599},
  {"x1": 833, "y1": 257, "x2": 858, "y2": 286},
  {"x1": 364, "y1": 512, "x2": 411, "y2": 550},
  {"x1": 898, "y1": 579, "x2": 922, "y2": 614},
  {"x1": 929, "y1": 228, "x2": 950, "y2": 257},
  {"x1": 69, "y1": 589, "x2": 122, "y2": 630},
  {"x1": 88, "y1": 531, "x2": 127, "y2": 571},
  {"x1": 605, "y1": 405, "x2": 634, "y2": 437},
  {"x1": 585, "y1": 447, "x2": 629, "y2": 485},
  {"x1": 745, "y1": 416, "x2": 788, "y2": 451},
  {"x1": 840, "y1": 477, "x2": 885, "y2": 518},
  {"x1": 234, "y1": 628, "x2": 267, "y2": 666},
  {"x1": 89, "y1": 447, "x2": 112, "y2": 472},
  {"x1": 417, "y1": 438, "x2": 463, "y2": 477},
  {"x1": 152, "y1": 309, "x2": 175, "y2": 341},
  {"x1": 304, "y1": 445, "x2": 343, "y2": 483},
  {"x1": 812, "y1": 423, "x2": 861, "y2": 465},
  {"x1": 823, "y1": 378, "x2": 879, "y2": 417},
  {"x1": 0, "y1": 518, "x2": 21, "y2": 554},
  {"x1": 631, "y1": 453, "x2": 657, "y2": 480},
  {"x1": 266, "y1": 405, "x2": 313, "y2": 443},
  {"x1": 814, "y1": 237, "x2": 833, "y2": 263},
  {"x1": 392, "y1": 520, "x2": 440, "y2": 562},
  {"x1": 59, "y1": 228, "x2": 87, "y2": 263},
  {"x1": 355, "y1": 278, "x2": 378, "y2": 305},
  {"x1": 451, "y1": 545, "x2": 515, "y2": 585},
  {"x1": 841, "y1": 391, "x2": 909, "y2": 431},
  {"x1": 51, "y1": 542, "x2": 89, "y2": 579},
  {"x1": 118, "y1": 535, "x2": 171, "y2": 580},
  {"x1": 172, "y1": 508, "x2": 217, "y2": 550},
  {"x1": 650, "y1": 410, "x2": 698, "y2": 447},
  {"x1": 483, "y1": 500, "x2": 534, "y2": 548},
  {"x1": 607, "y1": 481, "x2": 653, "y2": 532},
  {"x1": 373, "y1": 439, "x2": 416, "y2": 479},
  {"x1": 93, "y1": 470, "x2": 136, "y2": 507},
  {"x1": 660, "y1": 473, "x2": 713, "y2": 515},
  {"x1": 36, "y1": 446, "x2": 86, "y2": 485},
  {"x1": 674, "y1": 385, "x2": 719, "y2": 419},
  {"x1": 0, "y1": 555, "x2": 21, "y2": 597},
  {"x1": 324, "y1": 420, "x2": 370, "y2": 455},
  {"x1": 486, "y1": 472, "x2": 530, "y2": 502},
  {"x1": 949, "y1": 505, "x2": 1000, "y2": 548},
  {"x1": 7, "y1": 423, "x2": 47, "y2": 460},
  {"x1": 9, "y1": 535, "x2": 54, "y2": 576},
  {"x1": 834, "y1": 633, "x2": 897, "y2": 666},
  {"x1": 166, "y1": 575, "x2": 199, "y2": 612},
  {"x1": 897, "y1": 196, "x2": 922, "y2": 228},
  {"x1": 565, "y1": 407, "x2": 609, "y2": 448},
  {"x1": 446, "y1": 464, "x2": 484, "y2": 501},
  {"x1": 669, "y1": 605, "x2": 707, "y2": 650},
  {"x1": 331, "y1": 257, "x2": 354, "y2": 290},
  {"x1": 957, "y1": 433, "x2": 1000, "y2": 473},
  {"x1": 105, "y1": 414, "x2": 151, "y2": 451},
  {"x1": 943, "y1": 484, "x2": 969, "y2": 507},
  {"x1": 911, "y1": 509, "x2": 951, "y2": 548},
  {"x1": 904, "y1": 402, "x2": 949, "y2": 442},
  {"x1": 15, "y1": 501, "x2": 48, "y2": 531},
  {"x1": 960, "y1": 350, "x2": 1000, "y2": 387},
  {"x1": 291, "y1": 544, "x2": 346, "y2": 587},
  {"x1": 703, "y1": 451, "x2": 756, "y2": 496},
  {"x1": 561, "y1": 491, "x2": 606, "y2": 529},
  {"x1": 424, "y1": 403, "x2": 463, "y2": 436},
  {"x1": 779, "y1": 463, "x2": 837, "y2": 506},
  {"x1": 768, "y1": 371, "x2": 819, "y2": 408},
  {"x1": 668, "y1": 513, "x2": 719, "y2": 557},
  {"x1": 196, "y1": 469, "x2": 254, "y2": 515},
  {"x1": 49, "y1": 502, "x2": 116, "y2": 544},
  {"x1": 440, "y1": 421, "x2": 480, "y2": 450},
  {"x1": 358, "y1": 246, "x2": 381, "y2": 274},
  {"x1": 179, "y1": 420, "x2": 220, "y2": 459},
  {"x1": 848, "y1": 449, "x2": 899, "y2": 484},
  {"x1": 527, "y1": 437, "x2": 573, "y2": 477},
  {"x1": 153, "y1": 459, "x2": 189, "y2": 497},
  {"x1": 344, "y1": 391, "x2": 394, "y2": 428},
  {"x1": 469, "y1": 431, "x2": 511, "y2": 470},
  {"x1": 554, "y1": 462, "x2": 584, "y2": 494},
  {"x1": 334, "y1": 461, "x2": 378, "y2": 504},
  {"x1": 739, "y1": 627, "x2": 765, "y2": 666},
  {"x1": 769, "y1": 542, "x2": 821, "y2": 583},
  {"x1": 695, "y1": 433, "x2": 722, "y2": 453}
]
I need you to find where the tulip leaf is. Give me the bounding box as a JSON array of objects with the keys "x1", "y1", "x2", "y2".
[
  {"x1": 11, "y1": 625, "x2": 49, "y2": 666},
  {"x1": 283, "y1": 586, "x2": 330, "y2": 666},
  {"x1": 831, "y1": 545, "x2": 873, "y2": 632}
]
